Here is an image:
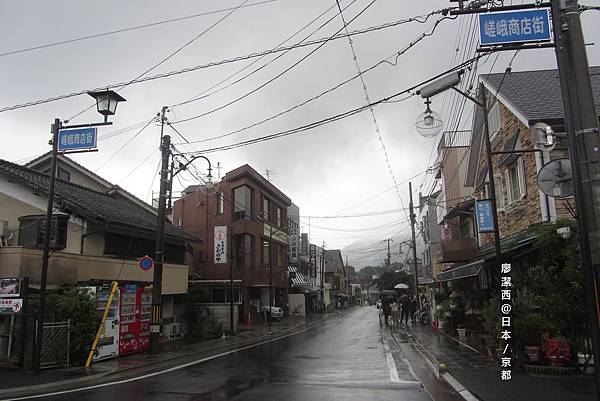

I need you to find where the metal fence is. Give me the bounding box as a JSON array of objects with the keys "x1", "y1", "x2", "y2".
[{"x1": 39, "y1": 320, "x2": 70, "y2": 369}]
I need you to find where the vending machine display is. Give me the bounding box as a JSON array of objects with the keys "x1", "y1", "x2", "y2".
[
  {"x1": 119, "y1": 284, "x2": 151, "y2": 355},
  {"x1": 91, "y1": 286, "x2": 120, "y2": 361}
]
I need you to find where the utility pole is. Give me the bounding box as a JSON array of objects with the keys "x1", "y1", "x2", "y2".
[
  {"x1": 269, "y1": 225, "x2": 273, "y2": 334},
  {"x1": 150, "y1": 106, "x2": 169, "y2": 354},
  {"x1": 385, "y1": 238, "x2": 392, "y2": 267},
  {"x1": 320, "y1": 242, "x2": 326, "y2": 312},
  {"x1": 409, "y1": 182, "x2": 419, "y2": 296},
  {"x1": 229, "y1": 226, "x2": 234, "y2": 333},
  {"x1": 33, "y1": 119, "x2": 59, "y2": 374},
  {"x1": 551, "y1": 0, "x2": 600, "y2": 392}
]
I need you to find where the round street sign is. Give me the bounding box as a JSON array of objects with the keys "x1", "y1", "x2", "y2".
[{"x1": 139, "y1": 255, "x2": 154, "y2": 271}]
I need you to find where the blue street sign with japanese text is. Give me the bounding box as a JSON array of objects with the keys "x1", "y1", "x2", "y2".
[
  {"x1": 479, "y1": 9, "x2": 552, "y2": 46},
  {"x1": 58, "y1": 127, "x2": 97, "y2": 152},
  {"x1": 476, "y1": 200, "x2": 495, "y2": 233}
]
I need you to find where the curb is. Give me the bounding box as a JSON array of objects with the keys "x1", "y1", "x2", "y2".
[
  {"x1": 400, "y1": 331, "x2": 481, "y2": 401},
  {"x1": 0, "y1": 317, "x2": 327, "y2": 399}
]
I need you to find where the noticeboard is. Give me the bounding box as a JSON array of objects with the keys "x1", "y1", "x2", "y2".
[{"x1": 0, "y1": 278, "x2": 21, "y2": 298}]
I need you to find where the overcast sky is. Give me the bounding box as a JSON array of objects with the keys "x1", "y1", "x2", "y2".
[{"x1": 1, "y1": 0, "x2": 598, "y2": 268}]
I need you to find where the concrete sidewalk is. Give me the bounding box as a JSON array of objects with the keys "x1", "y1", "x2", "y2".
[
  {"x1": 0, "y1": 312, "x2": 331, "y2": 398},
  {"x1": 398, "y1": 323, "x2": 597, "y2": 401}
]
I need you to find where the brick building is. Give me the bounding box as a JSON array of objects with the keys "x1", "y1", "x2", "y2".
[{"x1": 172, "y1": 164, "x2": 291, "y2": 324}]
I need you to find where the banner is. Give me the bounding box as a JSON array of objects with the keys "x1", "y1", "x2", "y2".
[
  {"x1": 214, "y1": 226, "x2": 227, "y2": 264},
  {"x1": 476, "y1": 200, "x2": 495, "y2": 233}
]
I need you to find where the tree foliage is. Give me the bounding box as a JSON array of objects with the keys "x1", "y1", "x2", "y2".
[
  {"x1": 375, "y1": 269, "x2": 411, "y2": 291},
  {"x1": 53, "y1": 288, "x2": 98, "y2": 366}
]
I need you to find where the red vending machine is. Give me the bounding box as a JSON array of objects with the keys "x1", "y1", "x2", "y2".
[
  {"x1": 119, "y1": 284, "x2": 151, "y2": 355},
  {"x1": 119, "y1": 284, "x2": 139, "y2": 355}
]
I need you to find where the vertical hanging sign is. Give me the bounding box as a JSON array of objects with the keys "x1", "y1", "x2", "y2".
[
  {"x1": 214, "y1": 226, "x2": 227, "y2": 264},
  {"x1": 476, "y1": 200, "x2": 495, "y2": 233}
]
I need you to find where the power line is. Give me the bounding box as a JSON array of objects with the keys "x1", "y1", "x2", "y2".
[
  {"x1": 177, "y1": 53, "x2": 488, "y2": 155},
  {"x1": 0, "y1": 14, "x2": 439, "y2": 115},
  {"x1": 171, "y1": 0, "x2": 350, "y2": 108},
  {"x1": 170, "y1": 0, "x2": 379, "y2": 125},
  {"x1": 66, "y1": 0, "x2": 252, "y2": 123},
  {"x1": 0, "y1": 1, "x2": 277, "y2": 58},
  {"x1": 173, "y1": 14, "x2": 454, "y2": 147}
]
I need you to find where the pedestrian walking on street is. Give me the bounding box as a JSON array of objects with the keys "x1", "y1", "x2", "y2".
[
  {"x1": 390, "y1": 301, "x2": 400, "y2": 327},
  {"x1": 409, "y1": 295, "x2": 418, "y2": 324},
  {"x1": 383, "y1": 301, "x2": 392, "y2": 326},
  {"x1": 400, "y1": 294, "x2": 410, "y2": 326}
]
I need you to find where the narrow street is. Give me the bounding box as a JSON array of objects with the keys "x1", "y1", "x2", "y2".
[{"x1": 27, "y1": 308, "x2": 451, "y2": 401}]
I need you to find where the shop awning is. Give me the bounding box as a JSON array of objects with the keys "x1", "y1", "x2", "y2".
[
  {"x1": 437, "y1": 260, "x2": 484, "y2": 282},
  {"x1": 288, "y1": 265, "x2": 313, "y2": 289}
]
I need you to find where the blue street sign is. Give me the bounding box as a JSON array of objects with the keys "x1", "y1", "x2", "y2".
[
  {"x1": 58, "y1": 127, "x2": 97, "y2": 152},
  {"x1": 479, "y1": 9, "x2": 551, "y2": 46},
  {"x1": 476, "y1": 200, "x2": 495, "y2": 233}
]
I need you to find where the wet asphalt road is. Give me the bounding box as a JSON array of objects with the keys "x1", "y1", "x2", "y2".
[{"x1": 42, "y1": 308, "x2": 434, "y2": 401}]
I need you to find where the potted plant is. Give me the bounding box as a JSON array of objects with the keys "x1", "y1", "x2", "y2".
[
  {"x1": 542, "y1": 334, "x2": 572, "y2": 367},
  {"x1": 514, "y1": 312, "x2": 546, "y2": 363}
]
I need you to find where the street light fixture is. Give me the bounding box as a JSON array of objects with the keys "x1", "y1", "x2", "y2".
[
  {"x1": 34, "y1": 91, "x2": 126, "y2": 374},
  {"x1": 415, "y1": 99, "x2": 443, "y2": 138},
  {"x1": 88, "y1": 90, "x2": 127, "y2": 123},
  {"x1": 416, "y1": 70, "x2": 503, "y2": 288}
]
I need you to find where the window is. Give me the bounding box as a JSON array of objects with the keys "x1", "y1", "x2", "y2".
[
  {"x1": 487, "y1": 97, "x2": 501, "y2": 139},
  {"x1": 276, "y1": 207, "x2": 281, "y2": 227},
  {"x1": 262, "y1": 238, "x2": 270, "y2": 266},
  {"x1": 233, "y1": 186, "x2": 252, "y2": 220},
  {"x1": 234, "y1": 234, "x2": 254, "y2": 270},
  {"x1": 276, "y1": 243, "x2": 284, "y2": 267},
  {"x1": 494, "y1": 175, "x2": 504, "y2": 210},
  {"x1": 18, "y1": 215, "x2": 68, "y2": 250},
  {"x1": 216, "y1": 192, "x2": 224, "y2": 214},
  {"x1": 262, "y1": 196, "x2": 273, "y2": 222},
  {"x1": 208, "y1": 288, "x2": 241, "y2": 303},
  {"x1": 506, "y1": 158, "x2": 526, "y2": 204}
]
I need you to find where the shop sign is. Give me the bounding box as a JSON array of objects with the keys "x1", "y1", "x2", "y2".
[
  {"x1": 214, "y1": 226, "x2": 227, "y2": 264},
  {"x1": 0, "y1": 298, "x2": 23, "y2": 313}
]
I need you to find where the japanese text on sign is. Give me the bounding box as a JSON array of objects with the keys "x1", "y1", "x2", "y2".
[
  {"x1": 479, "y1": 9, "x2": 551, "y2": 46},
  {"x1": 58, "y1": 127, "x2": 98, "y2": 152},
  {"x1": 500, "y1": 263, "x2": 513, "y2": 381},
  {"x1": 214, "y1": 226, "x2": 227, "y2": 264},
  {"x1": 476, "y1": 200, "x2": 495, "y2": 233}
]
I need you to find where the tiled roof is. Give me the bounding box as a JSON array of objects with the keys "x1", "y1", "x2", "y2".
[
  {"x1": 0, "y1": 159, "x2": 195, "y2": 241},
  {"x1": 481, "y1": 66, "x2": 600, "y2": 123}
]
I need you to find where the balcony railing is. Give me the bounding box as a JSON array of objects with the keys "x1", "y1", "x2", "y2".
[{"x1": 437, "y1": 130, "x2": 472, "y2": 154}]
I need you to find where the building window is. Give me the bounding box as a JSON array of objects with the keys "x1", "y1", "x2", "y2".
[
  {"x1": 262, "y1": 238, "x2": 270, "y2": 266},
  {"x1": 18, "y1": 215, "x2": 68, "y2": 250},
  {"x1": 262, "y1": 196, "x2": 273, "y2": 222},
  {"x1": 506, "y1": 158, "x2": 526, "y2": 204},
  {"x1": 494, "y1": 175, "x2": 504, "y2": 210},
  {"x1": 216, "y1": 192, "x2": 224, "y2": 214},
  {"x1": 234, "y1": 234, "x2": 254, "y2": 270},
  {"x1": 487, "y1": 97, "x2": 501, "y2": 139},
  {"x1": 233, "y1": 185, "x2": 252, "y2": 220},
  {"x1": 276, "y1": 208, "x2": 281, "y2": 227},
  {"x1": 276, "y1": 243, "x2": 284, "y2": 267}
]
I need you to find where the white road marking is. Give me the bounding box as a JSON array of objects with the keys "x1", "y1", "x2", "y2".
[
  {"x1": 2, "y1": 325, "x2": 318, "y2": 401},
  {"x1": 382, "y1": 336, "x2": 402, "y2": 383},
  {"x1": 442, "y1": 372, "x2": 480, "y2": 401}
]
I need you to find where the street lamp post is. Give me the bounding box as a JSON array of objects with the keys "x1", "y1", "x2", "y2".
[
  {"x1": 416, "y1": 71, "x2": 503, "y2": 267},
  {"x1": 33, "y1": 90, "x2": 125, "y2": 374}
]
